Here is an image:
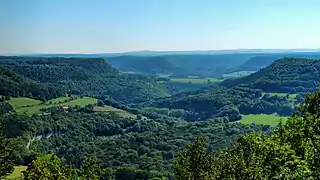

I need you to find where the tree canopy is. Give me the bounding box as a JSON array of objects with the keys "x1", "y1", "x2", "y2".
[{"x1": 174, "y1": 89, "x2": 320, "y2": 179}]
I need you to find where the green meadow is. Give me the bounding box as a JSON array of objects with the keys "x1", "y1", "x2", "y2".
[
  {"x1": 7, "y1": 96, "x2": 98, "y2": 115},
  {"x1": 240, "y1": 114, "x2": 287, "y2": 126},
  {"x1": 170, "y1": 77, "x2": 222, "y2": 84},
  {"x1": 94, "y1": 106, "x2": 137, "y2": 118}
]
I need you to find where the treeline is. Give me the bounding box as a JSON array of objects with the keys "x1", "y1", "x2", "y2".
[
  {"x1": 223, "y1": 58, "x2": 320, "y2": 93},
  {"x1": 0, "y1": 56, "x2": 168, "y2": 104},
  {"x1": 0, "y1": 66, "x2": 64, "y2": 100},
  {"x1": 153, "y1": 86, "x2": 296, "y2": 121},
  {"x1": 174, "y1": 89, "x2": 320, "y2": 179},
  {"x1": 2, "y1": 110, "x2": 269, "y2": 179},
  {"x1": 107, "y1": 54, "x2": 257, "y2": 77}
]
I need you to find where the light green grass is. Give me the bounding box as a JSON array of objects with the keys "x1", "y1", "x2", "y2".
[
  {"x1": 222, "y1": 71, "x2": 255, "y2": 78},
  {"x1": 170, "y1": 77, "x2": 222, "y2": 84},
  {"x1": 7, "y1": 166, "x2": 27, "y2": 179},
  {"x1": 8, "y1": 96, "x2": 98, "y2": 115},
  {"x1": 262, "y1": 92, "x2": 297, "y2": 99},
  {"x1": 241, "y1": 114, "x2": 287, "y2": 126},
  {"x1": 157, "y1": 73, "x2": 171, "y2": 78},
  {"x1": 94, "y1": 106, "x2": 136, "y2": 118},
  {"x1": 8, "y1": 97, "x2": 42, "y2": 109}
]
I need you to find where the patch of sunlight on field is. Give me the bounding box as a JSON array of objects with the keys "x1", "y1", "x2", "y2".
[
  {"x1": 241, "y1": 114, "x2": 287, "y2": 126},
  {"x1": 94, "y1": 106, "x2": 136, "y2": 118},
  {"x1": 7, "y1": 166, "x2": 27, "y2": 180}
]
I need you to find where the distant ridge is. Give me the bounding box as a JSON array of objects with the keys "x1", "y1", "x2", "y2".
[
  {"x1": 3, "y1": 49, "x2": 320, "y2": 57},
  {"x1": 222, "y1": 57, "x2": 320, "y2": 93}
]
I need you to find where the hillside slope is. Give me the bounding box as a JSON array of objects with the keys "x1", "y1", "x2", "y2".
[
  {"x1": 152, "y1": 86, "x2": 294, "y2": 121},
  {"x1": 222, "y1": 58, "x2": 320, "y2": 93},
  {"x1": 233, "y1": 52, "x2": 320, "y2": 72},
  {"x1": 0, "y1": 65, "x2": 63, "y2": 100},
  {"x1": 107, "y1": 54, "x2": 257, "y2": 77},
  {"x1": 0, "y1": 56, "x2": 168, "y2": 104}
]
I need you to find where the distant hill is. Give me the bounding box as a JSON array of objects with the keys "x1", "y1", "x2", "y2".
[
  {"x1": 0, "y1": 56, "x2": 168, "y2": 104},
  {"x1": 11, "y1": 49, "x2": 320, "y2": 57},
  {"x1": 222, "y1": 58, "x2": 320, "y2": 93},
  {"x1": 0, "y1": 65, "x2": 63, "y2": 100},
  {"x1": 107, "y1": 54, "x2": 258, "y2": 77},
  {"x1": 233, "y1": 52, "x2": 320, "y2": 72},
  {"x1": 152, "y1": 86, "x2": 294, "y2": 121},
  {"x1": 106, "y1": 56, "x2": 178, "y2": 75}
]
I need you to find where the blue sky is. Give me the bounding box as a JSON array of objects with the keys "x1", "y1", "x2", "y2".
[{"x1": 0, "y1": 0, "x2": 319, "y2": 53}]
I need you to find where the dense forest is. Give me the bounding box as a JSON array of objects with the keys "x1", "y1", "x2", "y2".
[
  {"x1": 152, "y1": 86, "x2": 297, "y2": 121},
  {"x1": 107, "y1": 54, "x2": 257, "y2": 77},
  {"x1": 2, "y1": 110, "x2": 269, "y2": 179},
  {"x1": 2, "y1": 55, "x2": 320, "y2": 179},
  {"x1": 174, "y1": 89, "x2": 320, "y2": 179},
  {"x1": 0, "y1": 56, "x2": 168, "y2": 104},
  {"x1": 223, "y1": 58, "x2": 320, "y2": 93},
  {"x1": 231, "y1": 52, "x2": 320, "y2": 72}
]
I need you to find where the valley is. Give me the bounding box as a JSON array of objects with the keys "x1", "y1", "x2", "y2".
[{"x1": 1, "y1": 53, "x2": 320, "y2": 179}]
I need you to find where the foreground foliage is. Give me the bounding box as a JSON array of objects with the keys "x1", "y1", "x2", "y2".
[
  {"x1": 0, "y1": 119, "x2": 13, "y2": 179},
  {"x1": 175, "y1": 89, "x2": 320, "y2": 179}
]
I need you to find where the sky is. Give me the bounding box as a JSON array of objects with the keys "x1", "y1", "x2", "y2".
[{"x1": 0, "y1": 0, "x2": 320, "y2": 54}]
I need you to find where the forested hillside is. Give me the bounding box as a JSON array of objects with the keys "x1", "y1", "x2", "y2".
[
  {"x1": 152, "y1": 86, "x2": 295, "y2": 121},
  {"x1": 233, "y1": 52, "x2": 320, "y2": 72},
  {"x1": 174, "y1": 89, "x2": 320, "y2": 179},
  {"x1": 107, "y1": 54, "x2": 257, "y2": 77},
  {"x1": 0, "y1": 56, "x2": 168, "y2": 104},
  {"x1": 0, "y1": 66, "x2": 64, "y2": 100},
  {"x1": 2, "y1": 104, "x2": 269, "y2": 179},
  {"x1": 2, "y1": 55, "x2": 320, "y2": 179},
  {"x1": 223, "y1": 58, "x2": 320, "y2": 93}
]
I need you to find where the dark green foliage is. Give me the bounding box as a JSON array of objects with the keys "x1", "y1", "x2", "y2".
[
  {"x1": 174, "y1": 137, "x2": 215, "y2": 180},
  {"x1": 80, "y1": 156, "x2": 101, "y2": 180},
  {"x1": 175, "y1": 89, "x2": 320, "y2": 179},
  {"x1": 107, "y1": 54, "x2": 257, "y2": 77},
  {"x1": 0, "y1": 66, "x2": 63, "y2": 100},
  {"x1": 223, "y1": 58, "x2": 320, "y2": 93},
  {"x1": 5, "y1": 111, "x2": 267, "y2": 178},
  {"x1": 233, "y1": 52, "x2": 320, "y2": 72},
  {"x1": 0, "y1": 119, "x2": 14, "y2": 179},
  {"x1": 0, "y1": 56, "x2": 168, "y2": 104},
  {"x1": 23, "y1": 154, "x2": 76, "y2": 180},
  {"x1": 154, "y1": 86, "x2": 293, "y2": 121},
  {"x1": 0, "y1": 102, "x2": 13, "y2": 116}
]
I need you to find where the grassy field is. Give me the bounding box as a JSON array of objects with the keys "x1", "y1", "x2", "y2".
[
  {"x1": 7, "y1": 166, "x2": 27, "y2": 179},
  {"x1": 8, "y1": 98, "x2": 42, "y2": 109},
  {"x1": 222, "y1": 71, "x2": 255, "y2": 78},
  {"x1": 7, "y1": 96, "x2": 98, "y2": 115},
  {"x1": 240, "y1": 114, "x2": 287, "y2": 126},
  {"x1": 262, "y1": 92, "x2": 297, "y2": 99},
  {"x1": 170, "y1": 77, "x2": 222, "y2": 84},
  {"x1": 94, "y1": 106, "x2": 136, "y2": 118}
]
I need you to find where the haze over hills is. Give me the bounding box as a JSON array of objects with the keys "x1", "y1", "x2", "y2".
[{"x1": 5, "y1": 48, "x2": 320, "y2": 57}]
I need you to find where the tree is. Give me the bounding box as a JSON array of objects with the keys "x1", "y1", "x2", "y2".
[
  {"x1": 97, "y1": 100, "x2": 105, "y2": 107},
  {"x1": 0, "y1": 119, "x2": 13, "y2": 179},
  {"x1": 23, "y1": 154, "x2": 75, "y2": 180},
  {"x1": 80, "y1": 156, "x2": 101, "y2": 180},
  {"x1": 174, "y1": 136, "x2": 215, "y2": 180},
  {"x1": 175, "y1": 89, "x2": 320, "y2": 179}
]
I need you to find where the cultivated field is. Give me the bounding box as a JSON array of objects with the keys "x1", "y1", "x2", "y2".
[
  {"x1": 7, "y1": 166, "x2": 27, "y2": 179},
  {"x1": 94, "y1": 106, "x2": 136, "y2": 118},
  {"x1": 222, "y1": 71, "x2": 255, "y2": 78},
  {"x1": 170, "y1": 77, "x2": 222, "y2": 84},
  {"x1": 7, "y1": 96, "x2": 98, "y2": 115},
  {"x1": 240, "y1": 114, "x2": 287, "y2": 126}
]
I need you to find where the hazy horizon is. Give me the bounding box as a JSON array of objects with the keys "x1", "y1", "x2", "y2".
[{"x1": 1, "y1": 0, "x2": 320, "y2": 54}]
